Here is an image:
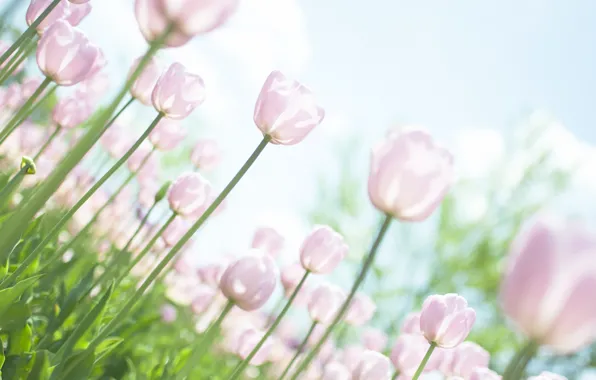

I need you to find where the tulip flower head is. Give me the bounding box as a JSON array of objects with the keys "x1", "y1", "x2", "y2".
[
  {"x1": 251, "y1": 226, "x2": 285, "y2": 259},
  {"x1": 167, "y1": 172, "x2": 212, "y2": 217},
  {"x1": 129, "y1": 56, "x2": 162, "y2": 105},
  {"x1": 308, "y1": 282, "x2": 345, "y2": 324},
  {"x1": 352, "y1": 350, "x2": 392, "y2": 380},
  {"x1": 300, "y1": 225, "x2": 348, "y2": 274},
  {"x1": 152, "y1": 62, "x2": 206, "y2": 119},
  {"x1": 27, "y1": 0, "x2": 70, "y2": 33},
  {"x1": 190, "y1": 138, "x2": 221, "y2": 171},
  {"x1": 419, "y1": 293, "x2": 476, "y2": 348}
]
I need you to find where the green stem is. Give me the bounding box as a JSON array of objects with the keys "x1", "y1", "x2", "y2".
[
  {"x1": 102, "y1": 96, "x2": 135, "y2": 133},
  {"x1": 0, "y1": 31, "x2": 168, "y2": 263},
  {"x1": 178, "y1": 301, "x2": 235, "y2": 379},
  {"x1": 0, "y1": 114, "x2": 162, "y2": 288},
  {"x1": 391, "y1": 370, "x2": 400, "y2": 380},
  {"x1": 0, "y1": 36, "x2": 36, "y2": 85},
  {"x1": 290, "y1": 214, "x2": 393, "y2": 379},
  {"x1": 502, "y1": 340, "x2": 538, "y2": 380},
  {"x1": 278, "y1": 321, "x2": 317, "y2": 380},
  {"x1": 18, "y1": 84, "x2": 58, "y2": 127},
  {"x1": 0, "y1": 77, "x2": 52, "y2": 145},
  {"x1": 85, "y1": 135, "x2": 270, "y2": 352},
  {"x1": 33, "y1": 125, "x2": 61, "y2": 160},
  {"x1": 411, "y1": 342, "x2": 435, "y2": 380},
  {"x1": 228, "y1": 270, "x2": 309, "y2": 380},
  {"x1": 0, "y1": 163, "x2": 30, "y2": 209}
]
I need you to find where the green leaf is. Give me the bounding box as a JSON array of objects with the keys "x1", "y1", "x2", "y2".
[
  {"x1": 94, "y1": 337, "x2": 123, "y2": 362},
  {"x1": 2, "y1": 353, "x2": 35, "y2": 379},
  {"x1": 0, "y1": 275, "x2": 43, "y2": 317},
  {"x1": 27, "y1": 350, "x2": 51, "y2": 380},
  {"x1": 52, "y1": 350, "x2": 95, "y2": 380},
  {"x1": 0, "y1": 301, "x2": 30, "y2": 331},
  {"x1": 7, "y1": 324, "x2": 32, "y2": 355}
]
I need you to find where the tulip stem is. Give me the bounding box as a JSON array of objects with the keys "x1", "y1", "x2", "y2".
[
  {"x1": 502, "y1": 340, "x2": 538, "y2": 380},
  {"x1": 278, "y1": 321, "x2": 317, "y2": 380},
  {"x1": 83, "y1": 135, "x2": 270, "y2": 356},
  {"x1": 411, "y1": 342, "x2": 436, "y2": 380},
  {"x1": 391, "y1": 370, "x2": 400, "y2": 380},
  {"x1": 33, "y1": 125, "x2": 61, "y2": 160},
  {"x1": 19, "y1": 84, "x2": 58, "y2": 125},
  {"x1": 0, "y1": 0, "x2": 58, "y2": 68},
  {"x1": 0, "y1": 76, "x2": 52, "y2": 146},
  {"x1": 0, "y1": 159, "x2": 34, "y2": 209},
  {"x1": 228, "y1": 270, "x2": 310, "y2": 380},
  {"x1": 290, "y1": 214, "x2": 393, "y2": 379},
  {"x1": 0, "y1": 114, "x2": 164, "y2": 289},
  {"x1": 102, "y1": 96, "x2": 135, "y2": 133},
  {"x1": 0, "y1": 36, "x2": 36, "y2": 86},
  {"x1": 178, "y1": 301, "x2": 235, "y2": 379}
]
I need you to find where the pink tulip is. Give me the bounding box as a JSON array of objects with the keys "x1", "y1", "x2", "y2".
[
  {"x1": 190, "y1": 138, "x2": 221, "y2": 171},
  {"x1": 129, "y1": 56, "x2": 162, "y2": 105},
  {"x1": 251, "y1": 226, "x2": 285, "y2": 258},
  {"x1": 138, "y1": 181, "x2": 159, "y2": 208},
  {"x1": 300, "y1": 225, "x2": 348, "y2": 274},
  {"x1": 52, "y1": 97, "x2": 93, "y2": 128},
  {"x1": 390, "y1": 334, "x2": 441, "y2": 376},
  {"x1": 167, "y1": 172, "x2": 212, "y2": 217},
  {"x1": 190, "y1": 285, "x2": 217, "y2": 315},
  {"x1": 21, "y1": 77, "x2": 43, "y2": 98},
  {"x1": 149, "y1": 118, "x2": 187, "y2": 151},
  {"x1": 75, "y1": 71, "x2": 110, "y2": 105},
  {"x1": 362, "y1": 327, "x2": 388, "y2": 352},
  {"x1": 449, "y1": 342, "x2": 489, "y2": 378},
  {"x1": 4, "y1": 83, "x2": 23, "y2": 109},
  {"x1": 419, "y1": 293, "x2": 476, "y2": 348},
  {"x1": 126, "y1": 144, "x2": 153, "y2": 172},
  {"x1": 159, "y1": 0, "x2": 239, "y2": 36},
  {"x1": 219, "y1": 251, "x2": 278, "y2": 311},
  {"x1": 36, "y1": 20, "x2": 99, "y2": 86},
  {"x1": 345, "y1": 292, "x2": 376, "y2": 326},
  {"x1": 401, "y1": 312, "x2": 422, "y2": 334},
  {"x1": 101, "y1": 123, "x2": 133, "y2": 158},
  {"x1": 27, "y1": 0, "x2": 70, "y2": 33},
  {"x1": 352, "y1": 350, "x2": 392, "y2": 380},
  {"x1": 160, "y1": 304, "x2": 177, "y2": 323},
  {"x1": 308, "y1": 282, "x2": 344, "y2": 325},
  {"x1": 254, "y1": 70, "x2": 325, "y2": 145},
  {"x1": 368, "y1": 129, "x2": 453, "y2": 221},
  {"x1": 161, "y1": 217, "x2": 190, "y2": 247},
  {"x1": 235, "y1": 326, "x2": 273, "y2": 365},
  {"x1": 528, "y1": 372, "x2": 568, "y2": 380},
  {"x1": 323, "y1": 361, "x2": 351, "y2": 380},
  {"x1": 66, "y1": 2, "x2": 91, "y2": 25},
  {"x1": 134, "y1": 0, "x2": 191, "y2": 48},
  {"x1": 86, "y1": 47, "x2": 107, "y2": 79},
  {"x1": 197, "y1": 262, "x2": 226, "y2": 287},
  {"x1": 340, "y1": 345, "x2": 365, "y2": 372},
  {"x1": 280, "y1": 262, "x2": 306, "y2": 296},
  {"x1": 500, "y1": 217, "x2": 596, "y2": 353},
  {"x1": 470, "y1": 368, "x2": 501, "y2": 380},
  {"x1": 152, "y1": 63, "x2": 206, "y2": 120}
]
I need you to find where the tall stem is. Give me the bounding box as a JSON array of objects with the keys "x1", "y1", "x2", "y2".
[
  {"x1": 0, "y1": 114, "x2": 164, "y2": 287},
  {"x1": 0, "y1": 36, "x2": 36, "y2": 86},
  {"x1": 278, "y1": 321, "x2": 317, "y2": 380},
  {"x1": 228, "y1": 271, "x2": 309, "y2": 380},
  {"x1": 411, "y1": 342, "x2": 436, "y2": 380},
  {"x1": 290, "y1": 215, "x2": 393, "y2": 379},
  {"x1": 0, "y1": 159, "x2": 33, "y2": 209},
  {"x1": 178, "y1": 301, "x2": 235, "y2": 380},
  {"x1": 33, "y1": 125, "x2": 61, "y2": 160},
  {"x1": 502, "y1": 341, "x2": 538, "y2": 380},
  {"x1": 85, "y1": 136, "x2": 270, "y2": 351}
]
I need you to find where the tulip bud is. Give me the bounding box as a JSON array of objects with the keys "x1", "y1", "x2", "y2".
[
  {"x1": 390, "y1": 334, "x2": 441, "y2": 376},
  {"x1": 254, "y1": 70, "x2": 325, "y2": 145},
  {"x1": 352, "y1": 350, "x2": 392, "y2": 380},
  {"x1": 280, "y1": 262, "x2": 306, "y2": 297},
  {"x1": 251, "y1": 226, "x2": 284, "y2": 259},
  {"x1": 21, "y1": 156, "x2": 36, "y2": 175},
  {"x1": 155, "y1": 181, "x2": 171, "y2": 203},
  {"x1": 167, "y1": 172, "x2": 212, "y2": 217},
  {"x1": 419, "y1": 293, "x2": 476, "y2": 348},
  {"x1": 219, "y1": 251, "x2": 278, "y2": 311},
  {"x1": 308, "y1": 282, "x2": 344, "y2": 325},
  {"x1": 190, "y1": 138, "x2": 221, "y2": 171},
  {"x1": 158, "y1": 0, "x2": 239, "y2": 37},
  {"x1": 129, "y1": 56, "x2": 162, "y2": 105},
  {"x1": 362, "y1": 327, "x2": 388, "y2": 352},
  {"x1": 345, "y1": 292, "x2": 376, "y2": 326},
  {"x1": 27, "y1": 0, "x2": 70, "y2": 33},
  {"x1": 300, "y1": 225, "x2": 348, "y2": 274},
  {"x1": 152, "y1": 62, "x2": 206, "y2": 120}
]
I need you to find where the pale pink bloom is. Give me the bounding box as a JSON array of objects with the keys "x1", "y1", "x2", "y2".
[
  {"x1": 323, "y1": 361, "x2": 351, "y2": 380},
  {"x1": 86, "y1": 47, "x2": 107, "y2": 79},
  {"x1": 149, "y1": 118, "x2": 187, "y2": 151},
  {"x1": 52, "y1": 97, "x2": 93, "y2": 128},
  {"x1": 101, "y1": 123, "x2": 133, "y2": 158},
  {"x1": 449, "y1": 342, "x2": 490, "y2": 378},
  {"x1": 161, "y1": 217, "x2": 190, "y2": 247},
  {"x1": 138, "y1": 181, "x2": 159, "y2": 208},
  {"x1": 66, "y1": 2, "x2": 91, "y2": 26},
  {"x1": 251, "y1": 226, "x2": 285, "y2": 259},
  {"x1": 308, "y1": 282, "x2": 344, "y2": 325},
  {"x1": 36, "y1": 20, "x2": 99, "y2": 86},
  {"x1": 254, "y1": 70, "x2": 324, "y2": 145},
  {"x1": 190, "y1": 284, "x2": 217, "y2": 315},
  {"x1": 160, "y1": 304, "x2": 177, "y2": 323},
  {"x1": 219, "y1": 250, "x2": 278, "y2": 311},
  {"x1": 4, "y1": 83, "x2": 23, "y2": 109},
  {"x1": 27, "y1": 0, "x2": 70, "y2": 33},
  {"x1": 165, "y1": 272, "x2": 201, "y2": 305},
  {"x1": 134, "y1": 0, "x2": 191, "y2": 48},
  {"x1": 190, "y1": 138, "x2": 221, "y2": 171},
  {"x1": 197, "y1": 262, "x2": 226, "y2": 287},
  {"x1": 75, "y1": 71, "x2": 109, "y2": 105},
  {"x1": 152, "y1": 62, "x2": 206, "y2": 120},
  {"x1": 401, "y1": 312, "x2": 422, "y2": 334},
  {"x1": 167, "y1": 172, "x2": 212, "y2": 217},
  {"x1": 500, "y1": 217, "x2": 596, "y2": 353},
  {"x1": 470, "y1": 368, "x2": 501, "y2": 380},
  {"x1": 352, "y1": 350, "x2": 392, "y2": 380},
  {"x1": 419, "y1": 293, "x2": 476, "y2": 348},
  {"x1": 345, "y1": 292, "x2": 376, "y2": 327},
  {"x1": 390, "y1": 334, "x2": 441, "y2": 376},
  {"x1": 280, "y1": 262, "x2": 306, "y2": 296},
  {"x1": 340, "y1": 345, "x2": 365, "y2": 372},
  {"x1": 158, "y1": 0, "x2": 239, "y2": 36},
  {"x1": 528, "y1": 372, "x2": 568, "y2": 380},
  {"x1": 235, "y1": 326, "x2": 273, "y2": 365},
  {"x1": 362, "y1": 327, "x2": 388, "y2": 352},
  {"x1": 300, "y1": 225, "x2": 348, "y2": 274},
  {"x1": 368, "y1": 129, "x2": 453, "y2": 221},
  {"x1": 126, "y1": 144, "x2": 153, "y2": 173},
  {"x1": 129, "y1": 56, "x2": 162, "y2": 105},
  {"x1": 21, "y1": 77, "x2": 43, "y2": 98}
]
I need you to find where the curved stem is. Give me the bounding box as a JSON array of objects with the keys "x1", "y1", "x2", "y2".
[
  {"x1": 290, "y1": 214, "x2": 393, "y2": 379},
  {"x1": 0, "y1": 114, "x2": 163, "y2": 288},
  {"x1": 33, "y1": 125, "x2": 61, "y2": 160},
  {"x1": 411, "y1": 342, "x2": 436, "y2": 380},
  {"x1": 278, "y1": 321, "x2": 317, "y2": 380},
  {"x1": 178, "y1": 301, "x2": 235, "y2": 379},
  {"x1": 86, "y1": 135, "x2": 270, "y2": 352},
  {"x1": 228, "y1": 270, "x2": 310, "y2": 380}
]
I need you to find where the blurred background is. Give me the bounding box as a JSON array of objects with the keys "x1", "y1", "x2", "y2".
[{"x1": 4, "y1": 0, "x2": 596, "y2": 377}]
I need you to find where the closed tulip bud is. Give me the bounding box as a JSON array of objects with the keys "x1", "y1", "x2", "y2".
[
  {"x1": 449, "y1": 342, "x2": 489, "y2": 378},
  {"x1": 528, "y1": 372, "x2": 568, "y2": 380},
  {"x1": 352, "y1": 350, "x2": 392, "y2": 380},
  {"x1": 368, "y1": 129, "x2": 453, "y2": 221},
  {"x1": 134, "y1": 0, "x2": 191, "y2": 48},
  {"x1": 280, "y1": 262, "x2": 306, "y2": 296},
  {"x1": 154, "y1": 181, "x2": 171, "y2": 203},
  {"x1": 345, "y1": 292, "x2": 376, "y2": 326},
  {"x1": 129, "y1": 56, "x2": 162, "y2": 105},
  {"x1": 390, "y1": 334, "x2": 441, "y2": 376},
  {"x1": 219, "y1": 250, "x2": 278, "y2": 311},
  {"x1": 470, "y1": 368, "x2": 501, "y2": 380},
  {"x1": 36, "y1": 20, "x2": 99, "y2": 86},
  {"x1": 235, "y1": 326, "x2": 273, "y2": 365},
  {"x1": 299, "y1": 225, "x2": 348, "y2": 274},
  {"x1": 152, "y1": 63, "x2": 206, "y2": 119},
  {"x1": 149, "y1": 118, "x2": 187, "y2": 151},
  {"x1": 66, "y1": 2, "x2": 91, "y2": 25},
  {"x1": 52, "y1": 97, "x2": 93, "y2": 128},
  {"x1": 323, "y1": 361, "x2": 351, "y2": 380},
  {"x1": 251, "y1": 226, "x2": 284, "y2": 258},
  {"x1": 308, "y1": 282, "x2": 344, "y2": 325},
  {"x1": 254, "y1": 70, "x2": 324, "y2": 145},
  {"x1": 167, "y1": 172, "x2": 211, "y2": 217},
  {"x1": 500, "y1": 217, "x2": 596, "y2": 353},
  {"x1": 362, "y1": 327, "x2": 388, "y2": 352},
  {"x1": 401, "y1": 312, "x2": 422, "y2": 334},
  {"x1": 27, "y1": 0, "x2": 70, "y2": 33},
  {"x1": 419, "y1": 293, "x2": 476, "y2": 348},
  {"x1": 190, "y1": 138, "x2": 221, "y2": 171},
  {"x1": 159, "y1": 0, "x2": 239, "y2": 37}
]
